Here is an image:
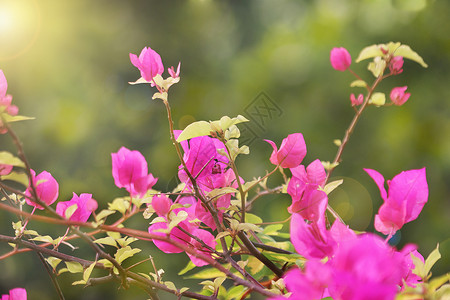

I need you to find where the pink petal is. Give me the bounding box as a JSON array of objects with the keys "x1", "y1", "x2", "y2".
[
  {"x1": 0, "y1": 70, "x2": 7, "y2": 99},
  {"x1": 364, "y1": 168, "x2": 388, "y2": 201},
  {"x1": 306, "y1": 159, "x2": 327, "y2": 186}
]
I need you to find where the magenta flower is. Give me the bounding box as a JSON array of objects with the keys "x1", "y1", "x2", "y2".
[
  {"x1": 1, "y1": 288, "x2": 27, "y2": 300},
  {"x1": 389, "y1": 56, "x2": 404, "y2": 74},
  {"x1": 270, "y1": 261, "x2": 331, "y2": 300},
  {"x1": 330, "y1": 47, "x2": 352, "y2": 71},
  {"x1": 265, "y1": 133, "x2": 307, "y2": 168},
  {"x1": 0, "y1": 70, "x2": 19, "y2": 134},
  {"x1": 328, "y1": 234, "x2": 405, "y2": 300},
  {"x1": 0, "y1": 164, "x2": 13, "y2": 176},
  {"x1": 56, "y1": 193, "x2": 98, "y2": 222},
  {"x1": 25, "y1": 170, "x2": 59, "y2": 210},
  {"x1": 364, "y1": 168, "x2": 428, "y2": 236},
  {"x1": 151, "y1": 194, "x2": 173, "y2": 217},
  {"x1": 390, "y1": 86, "x2": 411, "y2": 106},
  {"x1": 149, "y1": 221, "x2": 190, "y2": 254},
  {"x1": 168, "y1": 62, "x2": 181, "y2": 78},
  {"x1": 111, "y1": 147, "x2": 158, "y2": 198},
  {"x1": 350, "y1": 93, "x2": 364, "y2": 106},
  {"x1": 186, "y1": 227, "x2": 216, "y2": 267},
  {"x1": 129, "y1": 47, "x2": 164, "y2": 82}
]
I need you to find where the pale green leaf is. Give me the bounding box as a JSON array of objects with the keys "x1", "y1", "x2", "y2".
[
  {"x1": 424, "y1": 244, "x2": 441, "y2": 276},
  {"x1": 245, "y1": 213, "x2": 263, "y2": 225},
  {"x1": 152, "y1": 92, "x2": 168, "y2": 101},
  {"x1": 108, "y1": 197, "x2": 130, "y2": 214},
  {"x1": 1, "y1": 171, "x2": 29, "y2": 186},
  {"x1": 368, "y1": 57, "x2": 386, "y2": 78},
  {"x1": 176, "y1": 121, "x2": 212, "y2": 142},
  {"x1": 435, "y1": 283, "x2": 450, "y2": 299},
  {"x1": 429, "y1": 273, "x2": 450, "y2": 293},
  {"x1": 115, "y1": 246, "x2": 141, "y2": 264},
  {"x1": 369, "y1": 92, "x2": 386, "y2": 107},
  {"x1": 185, "y1": 267, "x2": 227, "y2": 279},
  {"x1": 96, "y1": 209, "x2": 116, "y2": 221},
  {"x1": 65, "y1": 261, "x2": 83, "y2": 273},
  {"x1": 64, "y1": 204, "x2": 78, "y2": 219},
  {"x1": 178, "y1": 260, "x2": 196, "y2": 276},
  {"x1": 30, "y1": 235, "x2": 54, "y2": 244},
  {"x1": 83, "y1": 261, "x2": 97, "y2": 282},
  {"x1": 179, "y1": 287, "x2": 190, "y2": 294},
  {"x1": 2, "y1": 114, "x2": 35, "y2": 123},
  {"x1": 46, "y1": 257, "x2": 62, "y2": 271},
  {"x1": 97, "y1": 259, "x2": 113, "y2": 268},
  {"x1": 94, "y1": 237, "x2": 118, "y2": 248},
  {"x1": 214, "y1": 277, "x2": 226, "y2": 291},
  {"x1": 394, "y1": 45, "x2": 428, "y2": 68},
  {"x1": 236, "y1": 222, "x2": 263, "y2": 232},
  {"x1": 72, "y1": 280, "x2": 86, "y2": 285},
  {"x1": 356, "y1": 44, "x2": 384, "y2": 62},
  {"x1": 322, "y1": 179, "x2": 344, "y2": 195},
  {"x1": 0, "y1": 151, "x2": 25, "y2": 167},
  {"x1": 350, "y1": 80, "x2": 367, "y2": 88},
  {"x1": 164, "y1": 281, "x2": 177, "y2": 291},
  {"x1": 215, "y1": 231, "x2": 231, "y2": 240},
  {"x1": 263, "y1": 224, "x2": 284, "y2": 236}
]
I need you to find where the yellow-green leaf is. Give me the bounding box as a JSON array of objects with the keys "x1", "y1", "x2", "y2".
[
  {"x1": 176, "y1": 121, "x2": 212, "y2": 142},
  {"x1": 65, "y1": 261, "x2": 83, "y2": 274},
  {"x1": 83, "y1": 261, "x2": 96, "y2": 282},
  {"x1": 46, "y1": 257, "x2": 62, "y2": 271},
  {"x1": 94, "y1": 237, "x2": 118, "y2": 248},
  {"x1": 369, "y1": 92, "x2": 386, "y2": 107},
  {"x1": 394, "y1": 45, "x2": 428, "y2": 68},
  {"x1": 322, "y1": 179, "x2": 344, "y2": 195},
  {"x1": 356, "y1": 44, "x2": 384, "y2": 62},
  {"x1": 350, "y1": 80, "x2": 367, "y2": 88},
  {"x1": 115, "y1": 246, "x2": 141, "y2": 264},
  {"x1": 1, "y1": 171, "x2": 29, "y2": 186},
  {"x1": 424, "y1": 244, "x2": 441, "y2": 276},
  {"x1": 0, "y1": 151, "x2": 25, "y2": 167}
]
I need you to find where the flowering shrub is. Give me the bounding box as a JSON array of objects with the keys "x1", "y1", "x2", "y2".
[{"x1": 0, "y1": 42, "x2": 448, "y2": 299}]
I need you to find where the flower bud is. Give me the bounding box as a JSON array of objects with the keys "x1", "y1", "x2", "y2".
[
  {"x1": 389, "y1": 56, "x2": 404, "y2": 74},
  {"x1": 330, "y1": 47, "x2": 352, "y2": 71}
]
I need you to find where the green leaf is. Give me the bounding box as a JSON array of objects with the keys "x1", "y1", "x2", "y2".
[
  {"x1": 178, "y1": 260, "x2": 197, "y2": 276},
  {"x1": 46, "y1": 257, "x2": 62, "y2": 271},
  {"x1": 369, "y1": 92, "x2": 386, "y2": 107},
  {"x1": 322, "y1": 179, "x2": 344, "y2": 195},
  {"x1": 2, "y1": 114, "x2": 35, "y2": 123},
  {"x1": 368, "y1": 57, "x2": 386, "y2": 78},
  {"x1": 30, "y1": 235, "x2": 54, "y2": 244},
  {"x1": 356, "y1": 44, "x2": 384, "y2": 62},
  {"x1": 210, "y1": 115, "x2": 249, "y2": 133},
  {"x1": 72, "y1": 280, "x2": 87, "y2": 285},
  {"x1": 176, "y1": 121, "x2": 212, "y2": 142},
  {"x1": 0, "y1": 151, "x2": 25, "y2": 167},
  {"x1": 0, "y1": 171, "x2": 29, "y2": 186},
  {"x1": 65, "y1": 261, "x2": 84, "y2": 273},
  {"x1": 108, "y1": 197, "x2": 130, "y2": 214},
  {"x1": 83, "y1": 261, "x2": 96, "y2": 282},
  {"x1": 394, "y1": 45, "x2": 428, "y2": 68},
  {"x1": 215, "y1": 231, "x2": 231, "y2": 240},
  {"x1": 115, "y1": 246, "x2": 141, "y2": 264},
  {"x1": 429, "y1": 273, "x2": 450, "y2": 293},
  {"x1": 350, "y1": 80, "x2": 367, "y2": 88},
  {"x1": 263, "y1": 224, "x2": 284, "y2": 236},
  {"x1": 244, "y1": 213, "x2": 263, "y2": 225},
  {"x1": 94, "y1": 236, "x2": 118, "y2": 248},
  {"x1": 424, "y1": 244, "x2": 441, "y2": 276},
  {"x1": 236, "y1": 222, "x2": 263, "y2": 233},
  {"x1": 96, "y1": 209, "x2": 116, "y2": 221},
  {"x1": 64, "y1": 204, "x2": 78, "y2": 219},
  {"x1": 185, "y1": 267, "x2": 227, "y2": 279}
]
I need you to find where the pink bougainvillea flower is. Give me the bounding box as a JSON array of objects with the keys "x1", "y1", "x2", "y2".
[
  {"x1": 148, "y1": 221, "x2": 191, "y2": 254},
  {"x1": 129, "y1": 47, "x2": 164, "y2": 82},
  {"x1": 364, "y1": 168, "x2": 428, "y2": 236},
  {"x1": 56, "y1": 193, "x2": 98, "y2": 222},
  {"x1": 186, "y1": 227, "x2": 216, "y2": 267},
  {"x1": 25, "y1": 170, "x2": 59, "y2": 210},
  {"x1": 390, "y1": 86, "x2": 411, "y2": 106},
  {"x1": 269, "y1": 261, "x2": 331, "y2": 300},
  {"x1": 0, "y1": 70, "x2": 19, "y2": 134},
  {"x1": 328, "y1": 233, "x2": 405, "y2": 300},
  {"x1": 0, "y1": 164, "x2": 13, "y2": 176},
  {"x1": 350, "y1": 93, "x2": 364, "y2": 106},
  {"x1": 265, "y1": 133, "x2": 307, "y2": 168},
  {"x1": 111, "y1": 147, "x2": 158, "y2": 198},
  {"x1": 389, "y1": 56, "x2": 404, "y2": 74},
  {"x1": 330, "y1": 47, "x2": 352, "y2": 71},
  {"x1": 290, "y1": 213, "x2": 335, "y2": 259},
  {"x1": 287, "y1": 159, "x2": 327, "y2": 221},
  {"x1": 168, "y1": 62, "x2": 181, "y2": 78},
  {"x1": 1, "y1": 288, "x2": 27, "y2": 300},
  {"x1": 151, "y1": 194, "x2": 173, "y2": 217}
]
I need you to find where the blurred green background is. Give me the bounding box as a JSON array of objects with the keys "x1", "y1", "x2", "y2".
[{"x1": 0, "y1": 0, "x2": 449, "y2": 299}]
